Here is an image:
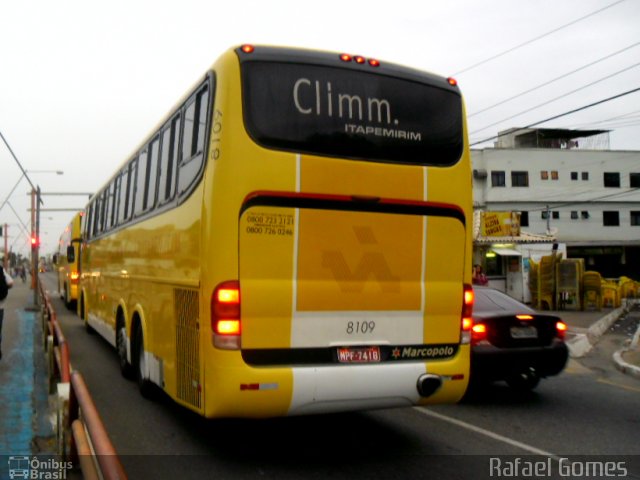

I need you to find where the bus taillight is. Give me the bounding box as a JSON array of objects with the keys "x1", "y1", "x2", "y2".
[
  {"x1": 461, "y1": 283, "x2": 474, "y2": 344},
  {"x1": 212, "y1": 281, "x2": 241, "y2": 350}
]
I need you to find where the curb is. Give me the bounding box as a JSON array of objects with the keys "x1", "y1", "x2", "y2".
[
  {"x1": 612, "y1": 307, "x2": 640, "y2": 379},
  {"x1": 567, "y1": 305, "x2": 628, "y2": 358},
  {"x1": 612, "y1": 349, "x2": 640, "y2": 379}
]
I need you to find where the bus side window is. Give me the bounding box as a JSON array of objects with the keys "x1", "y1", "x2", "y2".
[
  {"x1": 178, "y1": 84, "x2": 209, "y2": 196},
  {"x1": 117, "y1": 166, "x2": 130, "y2": 225},
  {"x1": 112, "y1": 175, "x2": 121, "y2": 227},
  {"x1": 85, "y1": 204, "x2": 93, "y2": 240},
  {"x1": 146, "y1": 136, "x2": 160, "y2": 211},
  {"x1": 92, "y1": 196, "x2": 101, "y2": 237},
  {"x1": 158, "y1": 115, "x2": 180, "y2": 205},
  {"x1": 134, "y1": 151, "x2": 148, "y2": 216}
]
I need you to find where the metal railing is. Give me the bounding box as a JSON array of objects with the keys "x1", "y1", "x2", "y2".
[{"x1": 39, "y1": 280, "x2": 127, "y2": 479}]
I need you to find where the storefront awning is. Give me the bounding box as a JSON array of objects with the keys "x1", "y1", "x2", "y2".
[{"x1": 490, "y1": 247, "x2": 522, "y2": 256}]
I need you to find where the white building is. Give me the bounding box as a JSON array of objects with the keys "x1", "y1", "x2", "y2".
[{"x1": 472, "y1": 128, "x2": 640, "y2": 279}]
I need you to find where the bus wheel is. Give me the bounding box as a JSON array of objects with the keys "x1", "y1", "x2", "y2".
[
  {"x1": 80, "y1": 296, "x2": 93, "y2": 334},
  {"x1": 117, "y1": 318, "x2": 133, "y2": 379},
  {"x1": 133, "y1": 322, "x2": 154, "y2": 398}
]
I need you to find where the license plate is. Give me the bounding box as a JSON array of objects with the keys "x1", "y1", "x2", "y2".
[
  {"x1": 510, "y1": 326, "x2": 538, "y2": 339},
  {"x1": 337, "y1": 346, "x2": 381, "y2": 363}
]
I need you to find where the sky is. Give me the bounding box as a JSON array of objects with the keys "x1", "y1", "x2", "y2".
[{"x1": 1, "y1": 0, "x2": 639, "y2": 256}]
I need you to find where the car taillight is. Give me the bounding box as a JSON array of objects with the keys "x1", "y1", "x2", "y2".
[
  {"x1": 70, "y1": 272, "x2": 79, "y2": 283},
  {"x1": 461, "y1": 283, "x2": 474, "y2": 344},
  {"x1": 212, "y1": 280, "x2": 241, "y2": 350},
  {"x1": 555, "y1": 320, "x2": 568, "y2": 340},
  {"x1": 471, "y1": 323, "x2": 487, "y2": 344}
]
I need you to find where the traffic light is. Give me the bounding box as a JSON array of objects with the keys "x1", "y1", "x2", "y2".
[{"x1": 31, "y1": 235, "x2": 39, "y2": 248}]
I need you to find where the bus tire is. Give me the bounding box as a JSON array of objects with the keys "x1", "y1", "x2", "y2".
[
  {"x1": 117, "y1": 315, "x2": 133, "y2": 379},
  {"x1": 133, "y1": 321, "x2": 155, "y2": 399},
  {"x1": 80, "y1": 295, "x2": 94, "y2": 334}
]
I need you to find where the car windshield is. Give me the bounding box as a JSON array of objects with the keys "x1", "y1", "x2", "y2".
[{"x1": 473, "y1": 288, "x2": 533, "y2": 313}]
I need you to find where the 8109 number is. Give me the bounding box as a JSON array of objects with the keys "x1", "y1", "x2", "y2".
[{"x1": 346, "y1": 321, "x2": 376, "y2": 334}]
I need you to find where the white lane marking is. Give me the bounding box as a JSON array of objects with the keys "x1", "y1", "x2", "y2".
[{"x1": 413, "y1": 407, "x2": 558, "y2": 457}]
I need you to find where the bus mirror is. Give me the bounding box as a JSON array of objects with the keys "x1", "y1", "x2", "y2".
[
  {"x1": 67, "y1": 245, "x2": 75, "y2": 263},
  {"x1": 52, "y1": 254, "x2": 58, "y2": 265}
]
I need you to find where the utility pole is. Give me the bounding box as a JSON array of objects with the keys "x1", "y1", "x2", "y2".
[
  {"x1": 2, "y1": 223, "x2": 7, "y2": 270},
  {"x1": 546, "y1": 205, "x2": 551, "y2": 235}
]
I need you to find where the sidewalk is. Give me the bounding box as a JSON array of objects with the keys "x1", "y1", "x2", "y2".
[
  {"x1": 547, "y1": 301, "x2": 640, "y2": 379},
  {"x1": 0, "y1": 277, "x2": 54, "y2": 456}
]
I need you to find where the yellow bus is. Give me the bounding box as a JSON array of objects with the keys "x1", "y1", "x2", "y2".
[
  {"x1": 78, "y1": 45, "x2": 473, "y2": 418},
  {"x1": 56, "y1": 212, "x2": 83, "y2": 308}
]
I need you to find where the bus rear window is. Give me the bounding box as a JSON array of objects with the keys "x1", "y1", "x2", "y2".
[{"x1": 241, "y1": 62, "x2": 463, "y2": 166}]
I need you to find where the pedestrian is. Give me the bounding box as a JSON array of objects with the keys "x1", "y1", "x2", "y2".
[
  {"x1": 472, "y1": 264, "x2": 489, "y2": 286},
  {"x1": 0, "y1": 264, "x2": 15, "y2": 360}
]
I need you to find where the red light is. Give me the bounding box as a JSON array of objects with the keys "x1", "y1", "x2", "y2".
[
  {"x1": 31, "y1": 236, "x2": 39, "y2": 247},
  {"x1": 556, "y1": 321, "x2": 568, "y2": 339},
  {"x1": 241, "y1": 44, "x2": 255, "y2": 54},
  {"x1": 471, "y1": 323, "x2": 487, "y2": 343},
  {"x1": 462, "y1": 317, "x2": 473, "y2": 331},
  {"x1": 463, "y1": 284, "x2": 474, "y2": 318},
  {"x1": 447, "y1": 77, "x2": 458, "y2": 86},
  {"x1": 368, "y1": 59, "x2": 380, "y2": 67},
  {"x1": 340, "y1": 53, "x2": 352, "y2": 62},
  {"x1": 354, "y1": 56, "x2": 366, "y2": 64},
  {"x1": 216, "y1": 320, "x2": 240, "y2": 335},
  {"x1": 516, "y1": 314, "x2": 534, "y2": 320},
  {"x1": 212, "y1": 281, "x2": 241, "y2": 348},
  {"x1": 217, "y1": 288, "x2": 239, "y2": 304}
]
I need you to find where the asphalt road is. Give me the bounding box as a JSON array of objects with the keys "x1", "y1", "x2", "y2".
[{"x1": 40, "y1": 273, "x2": 640, "y2": 480}]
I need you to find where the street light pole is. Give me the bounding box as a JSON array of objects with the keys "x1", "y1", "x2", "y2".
[{"x1": 3, "y1": 223, "x2": 7, "y2": 270}]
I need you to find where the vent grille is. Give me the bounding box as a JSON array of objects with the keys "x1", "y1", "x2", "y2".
[{"x1": 175, "y1": 288, "x2": 201, "y2": 409}]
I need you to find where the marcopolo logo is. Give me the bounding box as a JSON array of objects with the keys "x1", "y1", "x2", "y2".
[
  {"x1": 7, "y1": 456, "x2": 72, "y2": 480},
  {"x1": 390, "y1": 345, "x2": 457, "y2": 361}
]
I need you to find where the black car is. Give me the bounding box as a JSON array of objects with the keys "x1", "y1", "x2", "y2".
[{"x1": 469, "y1": 286, "x2": 569, "y2": 391}]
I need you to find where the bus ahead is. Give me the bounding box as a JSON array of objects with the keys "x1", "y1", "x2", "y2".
[
  {"x1": 78, "y1": 45, "x2": 473, "y2": 418},
  {"x1": 56, "y1": 212, "x2": 82, "y2": 309}
]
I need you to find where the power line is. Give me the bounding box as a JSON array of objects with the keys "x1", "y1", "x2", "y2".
[
  {"x1": 468, "y1": 41, "x2": 640, "y2": 118},
  {"x1": 470, "y1": 86, "x2": 640, "y2": 146},
  {"x1": 0, "y1": 129, "x2": 37, "y2": 193},
  {"x1": 470, "y1": 61, "x2": 640, "y2": 135},
  {"x1": 451, "y1": 0, "x2": 628, "y2": 76}
]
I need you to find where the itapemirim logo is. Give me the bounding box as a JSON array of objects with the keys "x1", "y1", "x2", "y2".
[{"x1": 7, "y1": 456, "x2": 72, "y2": 479}]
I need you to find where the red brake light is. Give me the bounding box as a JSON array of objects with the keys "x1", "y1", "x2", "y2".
[
  {"x1": 340, "y1": 53, "x2": 352, "y2": 62},
  {"x1": 556, "y1": 321, "x2": 568, "y2": 339},
  {"x1": 463, "y1": 284, "x2": 474, "y2": 318},
  {"x1": 241, "y1": 44, "x2": 255, "y2": 54},
  {"x1": 212, "y1": 281, "x2": 241, "y2": 349},
  {"x1": 462, "y1": 318, "x2": 473, "y2": 331},
  {"x1": 461, "y1": 284, "x2": 474, "y2": 344},
  {"x1": 516, "y1": 314, "x2": 534, "y2": 320},
  {"x1": 471, "y1": 323, "x2": 487, "y2": 343},
  {"x1": 216, "y1": 320, "x2": 240, "y2": 335}
]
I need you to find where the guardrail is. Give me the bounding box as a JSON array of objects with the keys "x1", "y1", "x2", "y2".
[{"x1": 39, "y1": 280, "x2": 127, "y2": 479}]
